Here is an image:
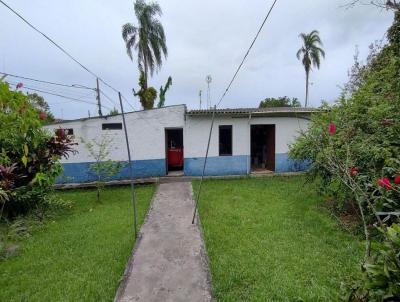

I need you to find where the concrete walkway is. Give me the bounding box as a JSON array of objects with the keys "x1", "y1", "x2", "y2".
[{"x1": 115, "y1": 181, "x2": 212, "y2": 302}]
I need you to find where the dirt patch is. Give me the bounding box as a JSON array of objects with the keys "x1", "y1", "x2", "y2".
[{"x1": 322, "y1": 199, "x2": 362, "y2": 233}]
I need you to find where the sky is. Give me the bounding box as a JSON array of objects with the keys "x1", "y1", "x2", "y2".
[{"x1": 0, "y1": 0, "x2": 394, "y2": 119}]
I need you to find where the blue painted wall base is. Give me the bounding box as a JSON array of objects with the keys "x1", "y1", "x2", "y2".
[
  {"x1": 57, "y1": 159, "x2": 165, "y2": 184},
  {"x1": 57, "y1": 153, "x2": 308, "y2": 183},
  {"x1": 184, "y1": 155, "x2": 248, "y2": 176},
  {"x1": 275, "y1": 153, "x2": 310, "y2": 173}
]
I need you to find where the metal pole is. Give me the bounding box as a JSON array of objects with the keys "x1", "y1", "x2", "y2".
[
  {"x1": 96, "y1": 78, "x2": 103, "y2": 116},
  {"x1": 192, "y1": 105, "x2": 216, "y2": 224},
  {"x1": 199, "y1": 90, "x2": 202, "y2": 109},
  {"x1": 118, "y1": 92, "x2": 137, "y2": 238}
]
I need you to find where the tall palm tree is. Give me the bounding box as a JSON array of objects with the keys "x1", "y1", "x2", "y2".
[
  {"x1": 122, "y1": 0, "x2": 167, "y2": 89},
  {"x1": 296, "y1": 30, "x2": 325, "y2": 107}
]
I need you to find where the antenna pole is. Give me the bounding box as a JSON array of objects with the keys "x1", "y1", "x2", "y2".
[
  {"x1": 206, "y1": 75, "x2": 212, "y2": 109},
  {"x1": 199, "y1": 90, "x2": 202, "y2": 109}
]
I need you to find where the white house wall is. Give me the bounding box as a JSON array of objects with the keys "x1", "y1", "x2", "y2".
[
  {"x1": 45, "y1": 105, "x2": 311, "y2": 183},
  {"x1": 44, "y1": 105, "x2": 186, "y2": 183},
  {"x1": 183, "y1": 115, "x2": 310, "y2": 176}
]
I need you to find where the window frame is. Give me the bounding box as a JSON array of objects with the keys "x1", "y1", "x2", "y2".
[
  {"x1": 218, "y1": 125, "x2": 233, "y2": 156},
  {"x1": 102, "y1": 123, "x2": 123, "y2": 130}
]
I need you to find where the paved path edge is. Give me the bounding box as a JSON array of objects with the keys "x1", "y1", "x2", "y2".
[
  {"x1": 190, "y1": 183, "x2": 215, "y2": 301},
  {"x1": 113, "y1": 184, "x2": 159, "y2": 302}
]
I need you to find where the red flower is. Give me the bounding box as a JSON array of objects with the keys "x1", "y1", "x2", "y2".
[
  {"x1": 394, "y1": 176, "x2": 400, "y2": 185},
  {"x1": 16, "y1": 82, "x2": 23, "y2": 89},
  {"x1": 329, "y1": 123, "x2": 336, "y2": 135},
  {"x1": 350, "y1": 167, "x2": 359, "y2": 176},
  {"x1": 39, "y1": 111, "x2": 47, "y2": 120},
  {"x1": 378, "y1": 178, "x2": 392, "y2": 190}
]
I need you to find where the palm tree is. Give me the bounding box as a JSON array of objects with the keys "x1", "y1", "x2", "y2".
[
  {"x1": 296, "y1": 30, "x2": 325, "y2": 107},
  {"x1": 122, "y1": 0, "x2": 167, "y2": 89}
]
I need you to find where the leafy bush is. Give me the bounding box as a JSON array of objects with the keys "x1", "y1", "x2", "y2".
[
  {"x1": 290, "y1": 11, "x2": 400, "y2": 300},
  {"x1": 0, "y1": 82, "x2": 76, "y2": 218},
  {"x1": 259, "y1": 96, "x2": 301, "y2": 108},
  {"x1": 82, "y1": 135, "x2": 125, "y2": 201}
]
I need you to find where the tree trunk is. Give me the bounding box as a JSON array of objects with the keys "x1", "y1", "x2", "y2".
[
  {"x1": 305, "y1": 71, "x2": 309, "y2": 108},
  {"x1": 143, "y1": 57, "x2": 148, "y2": 90}
]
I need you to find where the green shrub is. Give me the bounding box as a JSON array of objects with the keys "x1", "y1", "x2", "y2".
[
  {"x1": 290, "y1": 11, "x2": 400, "y2": 300},
  {"x1": 0, "y1": 82, "x2": 76, "y2": 218}
]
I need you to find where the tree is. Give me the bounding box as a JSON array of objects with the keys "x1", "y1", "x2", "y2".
[
  {"x1": 344, "y1": 0, "x2": 399, "y2": 10},
  {"x1": 122, "y1": 0, "x2": 167, "y2": 90},
  {"x1": 259, "y1": 96, "x2": 301, "y2": 108},
  {"x1": 290, "y1": 11, "x2": 400, "y2": 300},
  {"x1": 27, "y1": 93, "x2": 55, "y2": 123},
  {"x1": 296, "y1": 30, "x2": 325, "y2": 107},
  {"x1": 157, "y1": 76, "x2": 172, "y2": 108},
  {"x1": 82, "y1": 135, "x2": 125, "y2": 202},
  {"x1": 108, "y1": 107, "x2": 119, "y2": 116},
  {"x1": 133, "y1": 70, "x2": 158, "y2": 109},
  {"x1": 0, "y1": 82, "x2": 76, "y2": 218}
]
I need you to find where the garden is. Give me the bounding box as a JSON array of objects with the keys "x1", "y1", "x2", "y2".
[
  {"x1": 0, "y1": 81, "x2": 156, "y2": 301},
  {"x1": 0, "y1": 185, "x2": 154, "y2": 301},
  {"x1": 196, "y1": 176, "x2": 363, "y2": 301}
]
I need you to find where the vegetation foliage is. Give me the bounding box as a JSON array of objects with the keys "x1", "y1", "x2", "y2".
[
  {"x1": 296, "y1": 30, "x2": 325, "y2": 107},
  {"x1": 133, "y1": 70, "x2": 158, "y2": 109},
  {"x1": 0, "y1": 82, "x2": 76, "y2": 219},
  {"x1": 290, "y1": 11, "x2": 400, "y2": 301},
  {"x1": 0, "y1": 185, "x2": 155, "y2": 301},
  {"x1": 157, "y1": 76, "x2": 172, "y2": 108},
  {"x1": 259, "y1": 96, "x2": 301, "y2": 108},
  {"x1": 26, "y1": 92, "x2": 55, "y2": 124},
  {"x1": 122, "y1": 0, "x2": 168, "y2": 110},
  {"x1": 196, "y1": 177, "x2": 362, "y2": 301},
  {"x1": 82, "y1": 135, "x2": 125, "y2": 202}
]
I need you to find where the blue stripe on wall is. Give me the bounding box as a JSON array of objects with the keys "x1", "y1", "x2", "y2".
[
  {"x1": 57, "y1": 159, "x2": 166, "y2": 183},
  {"x1": 57, "y1": 154, "x2": 308, "y2": 183},
  {"x1": 275, "y1": 153, "x2": 309, "y2": 173},
  {"x1": 184, "y1": 155, "x2": 249, "y2": 176},
  {"x1": 184, "y1": 153, "x2": 308, "y2": 176}
]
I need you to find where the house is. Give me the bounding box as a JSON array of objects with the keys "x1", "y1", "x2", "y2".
[{"x1": 44, "y1": 104, "x2": 316, "y2": 183}]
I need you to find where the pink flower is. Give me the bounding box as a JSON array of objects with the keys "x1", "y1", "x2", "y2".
[
  {"x1": 16, "y1": 82, "x2": 23, "y2": 89},
  {"x1": 378, "y1": 178, "x2": 392, "y2": 190},
  {"x1": 394, "y1": 176, "x2": 400, "y2": 185},
  {"x1": 329, "y1": 123, "x2": 336, "y2": 135}
]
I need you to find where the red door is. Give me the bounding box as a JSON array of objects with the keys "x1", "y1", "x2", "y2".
[{"x1": 168, "y1": 148, "x2": 183, "y2": 168}]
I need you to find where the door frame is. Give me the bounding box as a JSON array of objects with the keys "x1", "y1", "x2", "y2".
[
  {"x1": 164, "y1": 127, "x2": 184, "y2": 175},
  {"x1": 250, "y1": 124, "x2": 276, "y2": 172}
]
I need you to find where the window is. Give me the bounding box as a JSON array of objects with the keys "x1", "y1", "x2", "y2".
[
  {"x1": 102, "y1": 123, "x2": 122, "y2": 130},
  {"x1": 219, "y1": 125, "x2": 232, "y2": 156}
]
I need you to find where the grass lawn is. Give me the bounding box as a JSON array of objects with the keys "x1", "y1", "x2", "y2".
[
  {"x1": 196, "y1": 176, "x2": 363, "y2": 302},
  {"x1": 0, "y1": 185, "x2": 155, "y2": 302}
]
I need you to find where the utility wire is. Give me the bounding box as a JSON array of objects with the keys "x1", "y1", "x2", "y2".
[
  {"x1": 192, "y1": 0, "x2": 279, "y2": 223},
  {"x1": 0, "y1": 71, "x2": 94, "y2": 90},
  {"x1": 1, "y1": 0, "x2": 139, "y2": 239},
  {"x1": 121, "y1": 94, "x2": 136, "y2": 112},
  {"x1": 216, "y1": 0, "x2": 278, "y2": 107},
  {"x1": 100, "y1": 89, "x2": 118, "y2": 108},
  {"x1": 0, "y1": 0, "x2": 129, "y2": 101},
  {"x1": 7, "y1": 79, "x2": 96, "y2": 100},
  {"x1": 9, "y1": 83, "x2": 112, "y2": 110}
]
